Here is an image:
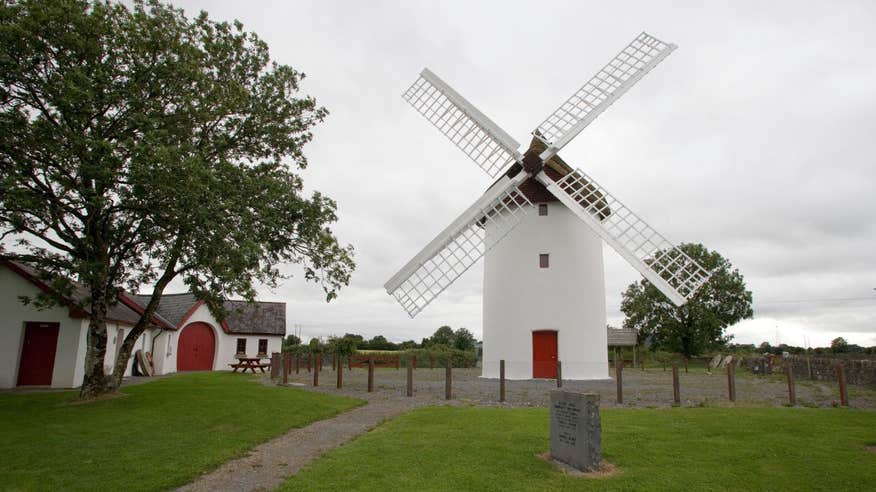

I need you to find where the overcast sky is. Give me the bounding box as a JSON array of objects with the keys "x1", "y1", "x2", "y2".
[{"x1": 168, "y1": 0, "x2": 876, "y2": 348}]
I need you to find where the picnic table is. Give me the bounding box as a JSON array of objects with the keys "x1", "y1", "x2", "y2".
[{"x1": 230, "y1": 356, "x2": 270, "y2": 373}]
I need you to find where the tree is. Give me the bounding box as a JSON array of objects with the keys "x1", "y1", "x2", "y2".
[
  {"x1": 620, "y1": 243, "x2": 752, "y2": 358},
  {"x1": 831, "y1": 337, "x2": 848, "y2": 353},
  {"x1": 427, "y1": 326, "x2": 455, "y2": 347},
  {"x1": 282, "y1": 335, "x2": 301, "y2": 352},
  {"x1": 0, "y1": 0, "x2": 354, "y2": 398},
  {"x1": 327, "y1": 335, "x2": 356, "y2": 356},
  {"x1": 453, "y1": 327, "x2": 476, "y2": 352}
]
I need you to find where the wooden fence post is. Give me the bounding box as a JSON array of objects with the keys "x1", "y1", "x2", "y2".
[
  {"x1": 336, "y1": 355, "x2": 343, "y2": 389},
  {"x1": 307, "y1": 353, "x2": 311, "y2": 373},
  {"x1": 499, "y1": 359, "x2": 505, "y2": 403},
  {"x1": 556, "y1": 360, "x2": 563, "y2": 388},
  {"x1": 270, "y1": 352, "x2": 280, "y2": 379},
  {"x1": 445, "y1": 357, "x2": 452, "y2": 400},
  {"x1": 616, "y1": 361, "x2": 623, "y2": 404},
  {"x1": 786, "y1": 364, "x2": 796, "y2": 405},
  {"x1": 294, "y1": 353, "x2": 299, "y2": 374},
  {"x1": 282, "y1": 352, "x2": 290, "y2": 385},
  {"x1": 313, "y1": 355, "x2": 320, "y2": 387},
  {"x1": 837, "y1": 364, "x2": 849, "y2": 407},
  {"x1": 684, "y1": 358, "x2": 689, "y2": 373},
  {"x1": 367, "y1": 357, "x2": 375, "y2": 393},
  {"x1": 406, "y1": 356, "x2": 414, "y2": 397},
  {"x1": 672, "y1": 364, "x2": 680, "y2": 405},
  {"x1": 727, "y1": 363, "x2": 736, "y2": 402}
]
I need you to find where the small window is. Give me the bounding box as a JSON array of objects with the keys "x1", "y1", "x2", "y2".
[
  {"x1": 236, "y1": 338, "x2": 247, "y2": 355},
  {"x1": 258, "y1": 339, "x2": 268, "y2": 356},
  {"x1": 538, "y1": 203, "x2": 548, "y2": 216},
  {"x1": 539, "y1": 253, "x2": 550, "y2": 268}
]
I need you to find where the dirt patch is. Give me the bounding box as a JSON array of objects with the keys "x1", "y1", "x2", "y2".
[
  {"x1": 537, "y1": 452, "x2": 618, "y2": 478},
  {"x1": 866, "y1": 446, "x2": 876, "y2": 454},
  {"x1": 68, "y1": 392, "x2": 129, "y2": 405}
]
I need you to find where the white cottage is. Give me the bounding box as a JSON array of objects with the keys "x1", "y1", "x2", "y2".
[{"x1": 0, "y1": 261, "x2": 285, "y2": 389}]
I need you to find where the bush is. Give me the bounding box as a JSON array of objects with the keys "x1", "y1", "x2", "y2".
[{"x1": 404, "y1": 346, "x2": 476, "y2": 368}]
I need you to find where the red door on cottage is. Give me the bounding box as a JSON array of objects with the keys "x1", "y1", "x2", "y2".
[
  {"x1": 177, "y1": 322, "x2": 215, "y2": 371},
  {"x1": 532, "y1": 330, "x2": 558, "y2": 379},
  {"x1": 17, "y1": 322, "x2": 60, "y2": 386}
]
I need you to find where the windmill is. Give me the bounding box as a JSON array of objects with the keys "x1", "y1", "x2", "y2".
[{"x1": 385, "y1": 32, "x2": 711, "y2": 380}]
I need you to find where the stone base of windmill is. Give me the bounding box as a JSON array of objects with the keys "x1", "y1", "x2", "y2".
[{"x1": 544, "y1": 390, "x2": 616, "y2": 477}]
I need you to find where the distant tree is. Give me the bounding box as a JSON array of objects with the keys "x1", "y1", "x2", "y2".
[
  {"x1": 282, "y1": 334, "x2": 301, "y2": 352},
  {"x1": 398, "y1": 340, "x2": 418, "y2": 350},
  {"x1": 365, "y1": 335, "x2": 396, "y2": 351},
  {"x1": 831, "y1": 337, "x2": 848, "y2": 353},
  {"x1": 328, "y1": 336, "x2": 356, "y2": 356},
  {"x1": 758, "y1": 342, "x2": 772, "y2": 353},
  {"x1": 308, "y1": 338, "x2": 323, "y2": 353},
  {"x1": 342, "y1": 333, "x2": 365, "y2": 345},
  {"x1": 428, "y1": 326, "x2": 455, "y2": 347},
  {"x1": 453, "y1": 328, "x2": 476, "y2": 352},
  {"x1": 621, "y1": 243, "x2": 753, "y2": 359},
  {"x1": 0, "y1": 0, "x2": 353, "y2": 399}
]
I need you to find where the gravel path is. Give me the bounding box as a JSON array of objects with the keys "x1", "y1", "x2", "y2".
[{"x1": 176, "y1": 388, "x2": 433, "y2": 492}]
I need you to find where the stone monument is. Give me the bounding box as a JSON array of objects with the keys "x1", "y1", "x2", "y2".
[{"x1": 550, "y1": 390, "x2": 601, "y2": 472}]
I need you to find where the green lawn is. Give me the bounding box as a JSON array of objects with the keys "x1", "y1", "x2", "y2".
[
  {"x1": 283, "y1": 406, "x2": 876, "y2": 491},
  {"x1": 0, "y1": 372, "x2": 362, "y2": 491}
]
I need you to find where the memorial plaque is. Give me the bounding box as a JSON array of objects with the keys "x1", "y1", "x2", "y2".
[{"x1": 550, "y1": 390, "x2": 601, "y2": 472}]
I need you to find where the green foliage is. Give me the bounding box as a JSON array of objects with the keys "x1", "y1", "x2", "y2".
[
  {"x1": 283, "y1": 406, "x2": 876, "y2": 491},
  {"x1": 422, "y1": 325, "x2": 478, "y2": 352},
  {"x1": 282, "y1": 334, "x2": 301, "y2": 352},
  {"x1": 0, "y1": 372, "x2": 362, "y2": 490},
  {"x1": 452, "y1": 327, "x2": 476, "y2": 352},
  {"x1": 405, "y1": 346, "x2": 476, "y2": 368},
  {"x1": 327, "y1": 335, "x2": 357, "y2": 356},
  {"x1": 621, "y1": 243, "x2": 753, "y2": 358},
  {"x1": 0, "y1": 0, "x2": 354, "y2": 396},
  {"x1": 831, "y1": 337, "x2": 848, "y2": 353}
]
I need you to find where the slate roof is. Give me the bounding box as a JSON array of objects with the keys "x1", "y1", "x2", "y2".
[
  {"x1": 222, "y1": 300, "x2": 286, "y2": 336},
  {"x1": 2, "y1": 260, "x2": 165, "y2": 328},
  {"x1": 133, "y1": 292, "x2": 286, "y2": 336}
]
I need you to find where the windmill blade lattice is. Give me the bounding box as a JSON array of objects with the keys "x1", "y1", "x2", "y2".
[
  {"x1": 536, "y1": 169, "x2": 710, "y2": 305},
  {"x1": 385, "y1": 176, "x2": 532, "y2": 317},
  {"x1": 403, "y1": 69, "x2": 522, "y2": 178},
  {"x1": 535, "y1": 32, "x2": 676, "y2": 155}
]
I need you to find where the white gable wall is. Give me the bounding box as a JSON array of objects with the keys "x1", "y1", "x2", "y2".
[
  {"x1": 172, "y1": 303, "x2": 282, "y2": 372},
  {"x1": 1, "y1": 267, "x2": 85, "y2": 388},
  {"x1": 0, "y1": 267, "x2": 156, "y2": 388}
]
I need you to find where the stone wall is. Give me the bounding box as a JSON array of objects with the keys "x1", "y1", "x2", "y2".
[{"x1": 748, "y1": 355, "x2": 876, "y2": 386}]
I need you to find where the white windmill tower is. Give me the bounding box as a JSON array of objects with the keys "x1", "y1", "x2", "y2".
[{"x1": 385, "y1": 32, "x2": 710, "y2": 380}]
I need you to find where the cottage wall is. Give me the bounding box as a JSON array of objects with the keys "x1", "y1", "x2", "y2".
[
  {"x1": 0, "y1": 268, "x2": 85, "y2": 388},
  {"x1": 169, "y1": 303, "x2": 282, "y2": 373}
]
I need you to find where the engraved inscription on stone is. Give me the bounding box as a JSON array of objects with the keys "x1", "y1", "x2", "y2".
[{"x1": 550, "y1": 390, "x2": 601, "y2": 472}]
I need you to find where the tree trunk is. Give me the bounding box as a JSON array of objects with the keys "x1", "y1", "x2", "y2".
[
  {"x1": 108, "y1": 253, "x2": 181, "y2": 390},
  {"x1": 80, "y1": 298, "x2": 112, "y2": 399}
]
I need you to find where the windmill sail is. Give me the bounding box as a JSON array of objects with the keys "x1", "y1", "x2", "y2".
[
  {"x1": 385, "y1": 174, "x2": 532, "y2": 317},
  {"x1": 535, "y1": 32, "x2": 676, "y2": 158},
  {"x1": 403, "y1": 69, "x2": 522, "y2": 178},
  {"x1": 536, "y1": 169, "x2": 709, "y2": 305}
]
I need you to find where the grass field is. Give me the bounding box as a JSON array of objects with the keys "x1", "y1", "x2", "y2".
[
  {"x1": 0, "y1": 372, "x2": 362, "y2": 491},
  {"x1": 283, "y1": 406, "x2": 876, "y2": 491}
]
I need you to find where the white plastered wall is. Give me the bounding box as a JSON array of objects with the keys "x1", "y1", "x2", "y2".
[
  {"x1": 1, "y1": 268, "x2": 85, "y2": 388},
  {"x1": 482, "y1": 202, "x2": 609, "y2": 380},
  {"x1": 169, "y1": 303, "x2": 283, "y2": 372}
]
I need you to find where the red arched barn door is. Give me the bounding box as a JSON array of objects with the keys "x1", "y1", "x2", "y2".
[{"x1": 177, "y1": 322, "x2": 216, "y2": 371}]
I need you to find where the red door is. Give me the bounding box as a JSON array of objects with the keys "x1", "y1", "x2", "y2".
[
  {"x1": 532, "y1": 330, "x2": 558, "y2": 379},
  {"x1": 177, "y1": 322, "x2": 215, "y2": 371},
  {"x1": 17, "y1": 322, "x2": 60, "y2": 386}
]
